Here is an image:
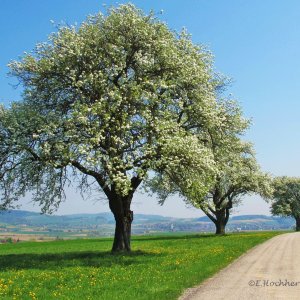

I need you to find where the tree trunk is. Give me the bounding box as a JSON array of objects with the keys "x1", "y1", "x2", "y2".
[
  {"x1": 109, "y1": 193, "x2": 133, "y2": 253},
  {"x1": 295, "y1": 217, "x2": 300, "y2": 231},
  {"x1": 215, "y1": 208, "x2": 229, "y2": 235},
  {"x1": 112, "y1": 209, "x2": 133, "y2": 252},
  {"x1": 215, "y1": 220, "x2": 226, "y2": 234}
]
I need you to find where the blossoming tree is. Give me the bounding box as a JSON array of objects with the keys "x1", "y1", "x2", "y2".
[
  {"x1": 0, "y1": 5, "x2": 221, "y2": 251},
  {"x1": 148, "y1": 100, "x2": 272, "y2": 234},
  {"x1": 270, "y1": 177, "x2": 300, "y2": 231}
]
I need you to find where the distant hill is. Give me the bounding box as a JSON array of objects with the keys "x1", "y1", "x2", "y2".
[
  {"x1": 231, "y1": 215, "x2": 273, "y2": 220},
  {"x1": 0, "y1": 210, "x2": 295, "y2": 233},
  {"x1": 0, "y1": 210, "x2": 175, "y2": 226}
]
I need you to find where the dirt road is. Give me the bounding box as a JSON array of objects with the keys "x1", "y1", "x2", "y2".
[{"x1": 180, "y1": 232, "x2": 300, "y2": 300}]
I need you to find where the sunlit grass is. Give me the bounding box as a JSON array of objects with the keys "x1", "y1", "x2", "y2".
[{"x1": 0, "y1": 231, "x2": 285, "y2": 299}]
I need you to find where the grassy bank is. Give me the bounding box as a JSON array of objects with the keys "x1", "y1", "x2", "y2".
[{"x1": 0, "y1": 231, "x2": 285, "y2": 299}]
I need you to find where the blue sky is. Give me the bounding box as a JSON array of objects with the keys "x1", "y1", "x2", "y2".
[{"x1": 0, "y1": 0, "x2": 299, "y2": 217}]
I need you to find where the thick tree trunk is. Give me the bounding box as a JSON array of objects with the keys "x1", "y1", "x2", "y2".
[
  {"x1": 111, "y1": 210, "x2": 133, "y2": 252},
  {"x1": 215, "y1": 220, "x2": 226, "y2": 235},
  {"x1": 109, "y1": 193, "x2": 133, "y2": 253},
  {"x1": 215, "y1": 208, "x2": 229, "y2": 235},
  {"x1": 295, "y1": 217, "x2": 300, "y2": 232}
]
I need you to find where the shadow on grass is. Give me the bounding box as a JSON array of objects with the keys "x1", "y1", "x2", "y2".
[
  {"x1": 0, "y1": 250, "x2": 163, "y2": 271},
  {"x1": 132, "y1": 233, "x2": 222, "y2": 242}
]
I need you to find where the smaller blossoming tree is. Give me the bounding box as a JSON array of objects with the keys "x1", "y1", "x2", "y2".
[
  {"x1": 269, "y1": 177, "x2": 300, "y2": 231},
  {"x1": 148, "y1": 100, "x2": 272, "y2": 234}
]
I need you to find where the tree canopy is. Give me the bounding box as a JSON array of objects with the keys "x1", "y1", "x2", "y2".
[
  {"x1": 270, "y1": 176, "x2": 300, "y2": 231},
  {"x1": 148, "y1": 99, "x2": 272, "y2": 234},
  {"x1": 0, "y1": 4, "x2": 225, "y2": 251}
]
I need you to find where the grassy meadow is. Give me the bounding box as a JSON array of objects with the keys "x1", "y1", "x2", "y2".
[{"x1": 0, "y1": 231, "x2": 285, "y2": 300}]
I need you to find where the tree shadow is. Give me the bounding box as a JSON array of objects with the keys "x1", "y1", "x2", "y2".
[
  {"x1": 132, "y1": 233, "x2": 221, "y2": 242},
  {"x1": 0, "y1": 250, "x2": 163, "y2": 271}
]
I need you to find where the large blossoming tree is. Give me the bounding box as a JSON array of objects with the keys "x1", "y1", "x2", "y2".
[{"x1": 0, "y1": 5, "x2": 221, "y2": 251}]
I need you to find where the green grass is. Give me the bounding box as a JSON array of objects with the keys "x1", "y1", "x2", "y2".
[{"x1": 0, "y1": 231, "x2": 286, "y2": 300}]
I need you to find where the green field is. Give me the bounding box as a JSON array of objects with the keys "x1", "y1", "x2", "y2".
[{"x1": 0, "y1": 231, "x2": 285, "y2": 300}]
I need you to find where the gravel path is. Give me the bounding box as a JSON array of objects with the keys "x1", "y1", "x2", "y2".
[{"x1": 180, "y1": 232, "x2": 300, "y2": 300}]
